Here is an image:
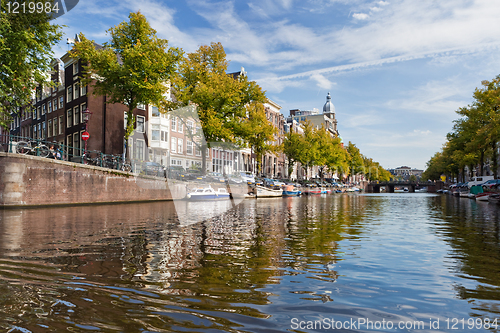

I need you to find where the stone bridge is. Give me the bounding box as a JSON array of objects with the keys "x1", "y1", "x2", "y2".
[{"x1": 365, "y1": 181, "x2": 444, "y2": 193}]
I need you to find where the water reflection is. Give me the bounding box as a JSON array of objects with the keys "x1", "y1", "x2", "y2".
[{"x1": 0, "y1": 194, "x2": 499, "y2": 331}]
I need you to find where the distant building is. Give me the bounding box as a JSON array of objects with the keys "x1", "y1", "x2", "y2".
[
  {"x1": 286, "y1": 92, "x2": 339, "y2": 137},
  {"x1": 388, "y1": 166, "x2": 423, "y2": 179}
]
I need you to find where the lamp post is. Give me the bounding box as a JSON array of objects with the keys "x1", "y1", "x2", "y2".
[{"x1": 82, "y1": 107, "x2": 92, "y2": 160}]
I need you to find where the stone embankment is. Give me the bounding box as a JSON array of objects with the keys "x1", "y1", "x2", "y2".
[{"x1": 0, "y1": 152, "x2": 194, "y2": 208}]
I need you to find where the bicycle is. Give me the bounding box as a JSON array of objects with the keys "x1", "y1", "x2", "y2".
[{"x1": 16, "y1": 140, "x2": 50, "y2": 158}]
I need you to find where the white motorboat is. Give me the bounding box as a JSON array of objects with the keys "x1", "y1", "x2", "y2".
[
  {"x1": 186, "y1": 186, "x2": 230, "y2": 200},
  {"x1": 255, "y1": 185, "x2": 283, "y2": 198}
]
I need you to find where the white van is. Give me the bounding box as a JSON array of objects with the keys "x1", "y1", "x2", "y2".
[{"x1": 467, "y1": 176, "x2": 494, "y2": 188}]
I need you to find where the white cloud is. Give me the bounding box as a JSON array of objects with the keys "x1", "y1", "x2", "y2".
[
  {"x1": 310, "y1": 73, "x2": 334, "y2": 89},
  {"x1": 352, "y1": 12, "x2": 369, "y2": 20}
]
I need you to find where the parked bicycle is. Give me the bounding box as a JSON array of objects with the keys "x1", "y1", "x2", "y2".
[{"x1": 16, "y1": 140, "x2": 50, "y2": 158}]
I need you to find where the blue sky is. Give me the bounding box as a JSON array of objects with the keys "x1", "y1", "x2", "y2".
[{"x1": 53, "y1": 0, "x2": 500, "y2": 170}]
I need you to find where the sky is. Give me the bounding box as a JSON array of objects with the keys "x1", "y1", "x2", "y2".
[{"x1": 52, "y1": 0, "x2": 500, "y2": 170}]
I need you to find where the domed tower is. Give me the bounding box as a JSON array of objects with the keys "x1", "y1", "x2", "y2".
[
  {"x1": 322, "y1": 92, "x2": 338, "y2": 136},
  {"x1": 323, "y1": 92, "x2": 335, "y2": 114}
]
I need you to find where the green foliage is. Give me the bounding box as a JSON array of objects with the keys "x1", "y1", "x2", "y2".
[
  {"x1": 171, "y1": 42, "x2": 266, "y2": 173},
  {"x1": 172, "y1": 42, "x2": 266, "y2": 146},
  {"x1": 425, "y1": 74, "x2": 500, "y2": 180},
  {"x1": 282, "y1": 130, "x2": 305, "y2": 178},
  {"x1": 0, "y1": 0, "x2": 63, "y2": 128},
  {"x1": 239, "y1": 102, "x2": 277, "y2": 174},
  {"x1": 70, "y1": 11, "x2": 182, "y2": 140}
]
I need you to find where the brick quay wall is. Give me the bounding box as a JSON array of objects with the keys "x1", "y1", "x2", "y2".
[{"x1": 0, "y1": 152, "x2": 192, "y2": 208}]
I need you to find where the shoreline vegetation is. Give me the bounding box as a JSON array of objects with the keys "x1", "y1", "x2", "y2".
[{"x1": 423, "y1": 75, "x2": 500, "y2": 183}]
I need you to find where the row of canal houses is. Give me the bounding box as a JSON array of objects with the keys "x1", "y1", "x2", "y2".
[{"x1": 2, "y1": 48, "x2": 343, "y2": 181}]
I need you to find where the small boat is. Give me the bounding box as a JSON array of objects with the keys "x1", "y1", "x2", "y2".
[
  {"x1": 283, "y1": 185, "x2": 301, "y2": 196},
  {"x1": 255, "y1": 185, "x2": 283, "y2": 198},
  {"x1": 488, "y1": 193, "x2": 500, "y2": 204},
  {"x1": 186, "y1": 186, "x2": 230, "y2": 200},
  {"x1": 476, "y1": 192, "x2": 495, "y2": 201}
]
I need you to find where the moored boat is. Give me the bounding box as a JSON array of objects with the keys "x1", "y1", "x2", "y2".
[
  {"x1": 488, "y1": 193, "x2": 500, "y2": 204},
  {"x1": 476, "y1": 192, "x2": 495, "y2": 201},
  {"x1": 283, "y1": 185, "x2": 301, "y2": 196},
  {"x1": 186, "y1": 186, "x2": 230, "y2": 200},
  {"x1": 255, "y1": 185, "x2": 283, "y2": 198}
]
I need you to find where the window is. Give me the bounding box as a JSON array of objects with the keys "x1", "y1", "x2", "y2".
[
  {"x1": 73, "y1": 62, "x2": 79, "y2": 74},
  {"x1": 196, "y1": 144, "x2": 201, "y2": 156},
  {"x1": 48, "y1": 101, "x2": 52, "y2": 113},
  {"x1": 136, "y1": 115, "x2": 145, "y2": 133},
  {"x1": 171, "y1": 116, "x2": 176, "y2": 132},
  {"x1": 178, "y1": 118, "x2": 183, "y2": 133},
  {"x1": 171, "y1": 137, "x2": 176, "y2": 153},
  {"x1": 37, "y1": 106, "x2": 41, "y2": 119},
  {"x1": 81, "y1": 84, "x2": 87, "y2": 96},
  {"x1": 38, "y1": 123, "x2": 41, "y2": 139},
  {"x1": 80, "y1": 103, "x2": 86, "y2": 123},
  {"x1": 67, "y1": 86, "x2": 73, "y2": 102},
  {"x1": 73, "y1": 133, "x2": 79, "y2": 156},
  {"x1": 74, "y1": 82, "x2": 80, "y2": 99},
  {"x1": 135, "y1": 140, "x2": 145, "y2": 160},
  {"x1": 161, "y1": 130, "x2": 167, "y2": 142},
  {"x1": 59, "y1": 96, "x2": 64, "y2": 109},
  {"x1": 152, "y1": 106, "x2": 160, "y2": 117},
  {"x1": 177, "y1": 138, "x2": 183, "y2": 154},
  {"x1": 53, "y1": 119, "x2": 58, "y2": 137},
  {"x1": 187, "y1": 120, "x2": 194, "y2": 134},
  {"x1": 42, "y1": 104, "x2": 46, "y2": 115},
  {"x1": 152, "y1": 124, "x2": 160, "y2": 141},
  {"x1": 73, "y1": 105, "x2": 80, "y2": 126},
  {"x1": 79, "y1": 131, "x2": 84, "y2": 154},
  {"x1": 66, "y1": 134, "x2": 72, "y2": 153},
  {"x1": 187, "y1": 141, "x2": 193, "y2": 155},
  {"x1": 48, "y1": 120, "x2": 52, "y2": 137},
  {"x1": 137, "y1": 104, "x2": 145, "y2": 110},
  {"x1": 124, "y1": 112, "x2": 128, "y2": 129},
  {"x1": 59, "y1": 116, "x2": 63, "y2": 135},
  {"x1": 67, "y1": 109, "x2": 72, "y2": 128},
  {"x1": 34, "y1": 125, "x2": 37, "y2": 140}
]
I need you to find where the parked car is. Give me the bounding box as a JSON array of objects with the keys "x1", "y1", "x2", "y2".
[
  {"x1": 481, "y1": 179, "x2": 500, "y2": 189},
  {"x1": 206, "y1": 172, "x2": 226, "y2": 183},
  {"x1": 144, "y1": 162, "x2": 166, "y2": 177},
  {"x1": 183, "y1": 169, "x2": 205, "y2": 181},
  {"x1": 167, "y1": 165, "x2": 185, "y2": 180},
  {"x1": 240, "y1": 172, "x2": 255, "y2": 184}
]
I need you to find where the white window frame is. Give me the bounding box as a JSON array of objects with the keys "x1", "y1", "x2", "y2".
[
  {"x1": 171, "y1": 137, "x2": 177, "y2": 153},
  {"x1": 67, "y1": 109, "x2": 72, "y2": 128},
  {"x1": 136, "y1": 115, "x2": 145, "y2": 133},
  {"x1": 171, "y1": 116, "x2": 176, "y2": 132},
  {"x1": 73, "y1": 105, "x2": 80, "y2": 126},
  {"x1": 67, "y1": 86, "x2": 73, "y2": 103},
  {"x1": 187, "y1": 141, "x2": 193, "y2": 155},
  {"x1": 178, "y1": 118, "x2": 183, "y2": 133},
  {"x1": 177, "y1": 138, "x2": 183, "y2": 154}
]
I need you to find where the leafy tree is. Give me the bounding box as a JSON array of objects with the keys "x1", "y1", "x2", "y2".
[
  {"x1": 473, "y1": 77, "x2": 500, "y2": 178},
  {"x1": 171, "y1": 42, "x2": 266, "y2": 174},
  {"x1": 282, "y1": 130, "x2": 305, "y2": 180},
  {"x1": 70, "y1": 11, "x2": 182, "y2": 157},
  {"x1": 315, "y1": 128, "x2": 349, "y2": 181},
  {"x1": 239, "y1": 102, "x2": 277, "y2": 175},
  {"x1": 295, "y1": 121, "x2": 319, "y2": 179},
  {"x1": 0, "y1": 1, "x2": 63, "y2": 128},
  {"x1": 346, "y1": 142, "x2": 364, "y2": 178}
]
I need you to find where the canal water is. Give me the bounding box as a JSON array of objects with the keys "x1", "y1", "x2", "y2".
[{"x1": 1, "y1": 193, "x2": 500, "y2": 332}]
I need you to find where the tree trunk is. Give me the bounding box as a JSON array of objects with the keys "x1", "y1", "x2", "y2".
[
  {"x1": 201, "y1": 142, "x2": 208, "y2": 175},
  {"x1": 480, "y1": 150, "x2": 485, "y2": 176},
  {"x1": 492, "y1": 141, "x2": 498, "y2": 179}
]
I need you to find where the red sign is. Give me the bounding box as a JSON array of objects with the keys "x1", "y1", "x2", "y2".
[{"x1": 82, "y1": 131, "x2": 90, "y2": 141}]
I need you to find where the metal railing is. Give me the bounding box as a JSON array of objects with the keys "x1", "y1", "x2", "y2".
[{"x1": 0, "y1": 134, "x2": 135, "y2": 173}]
